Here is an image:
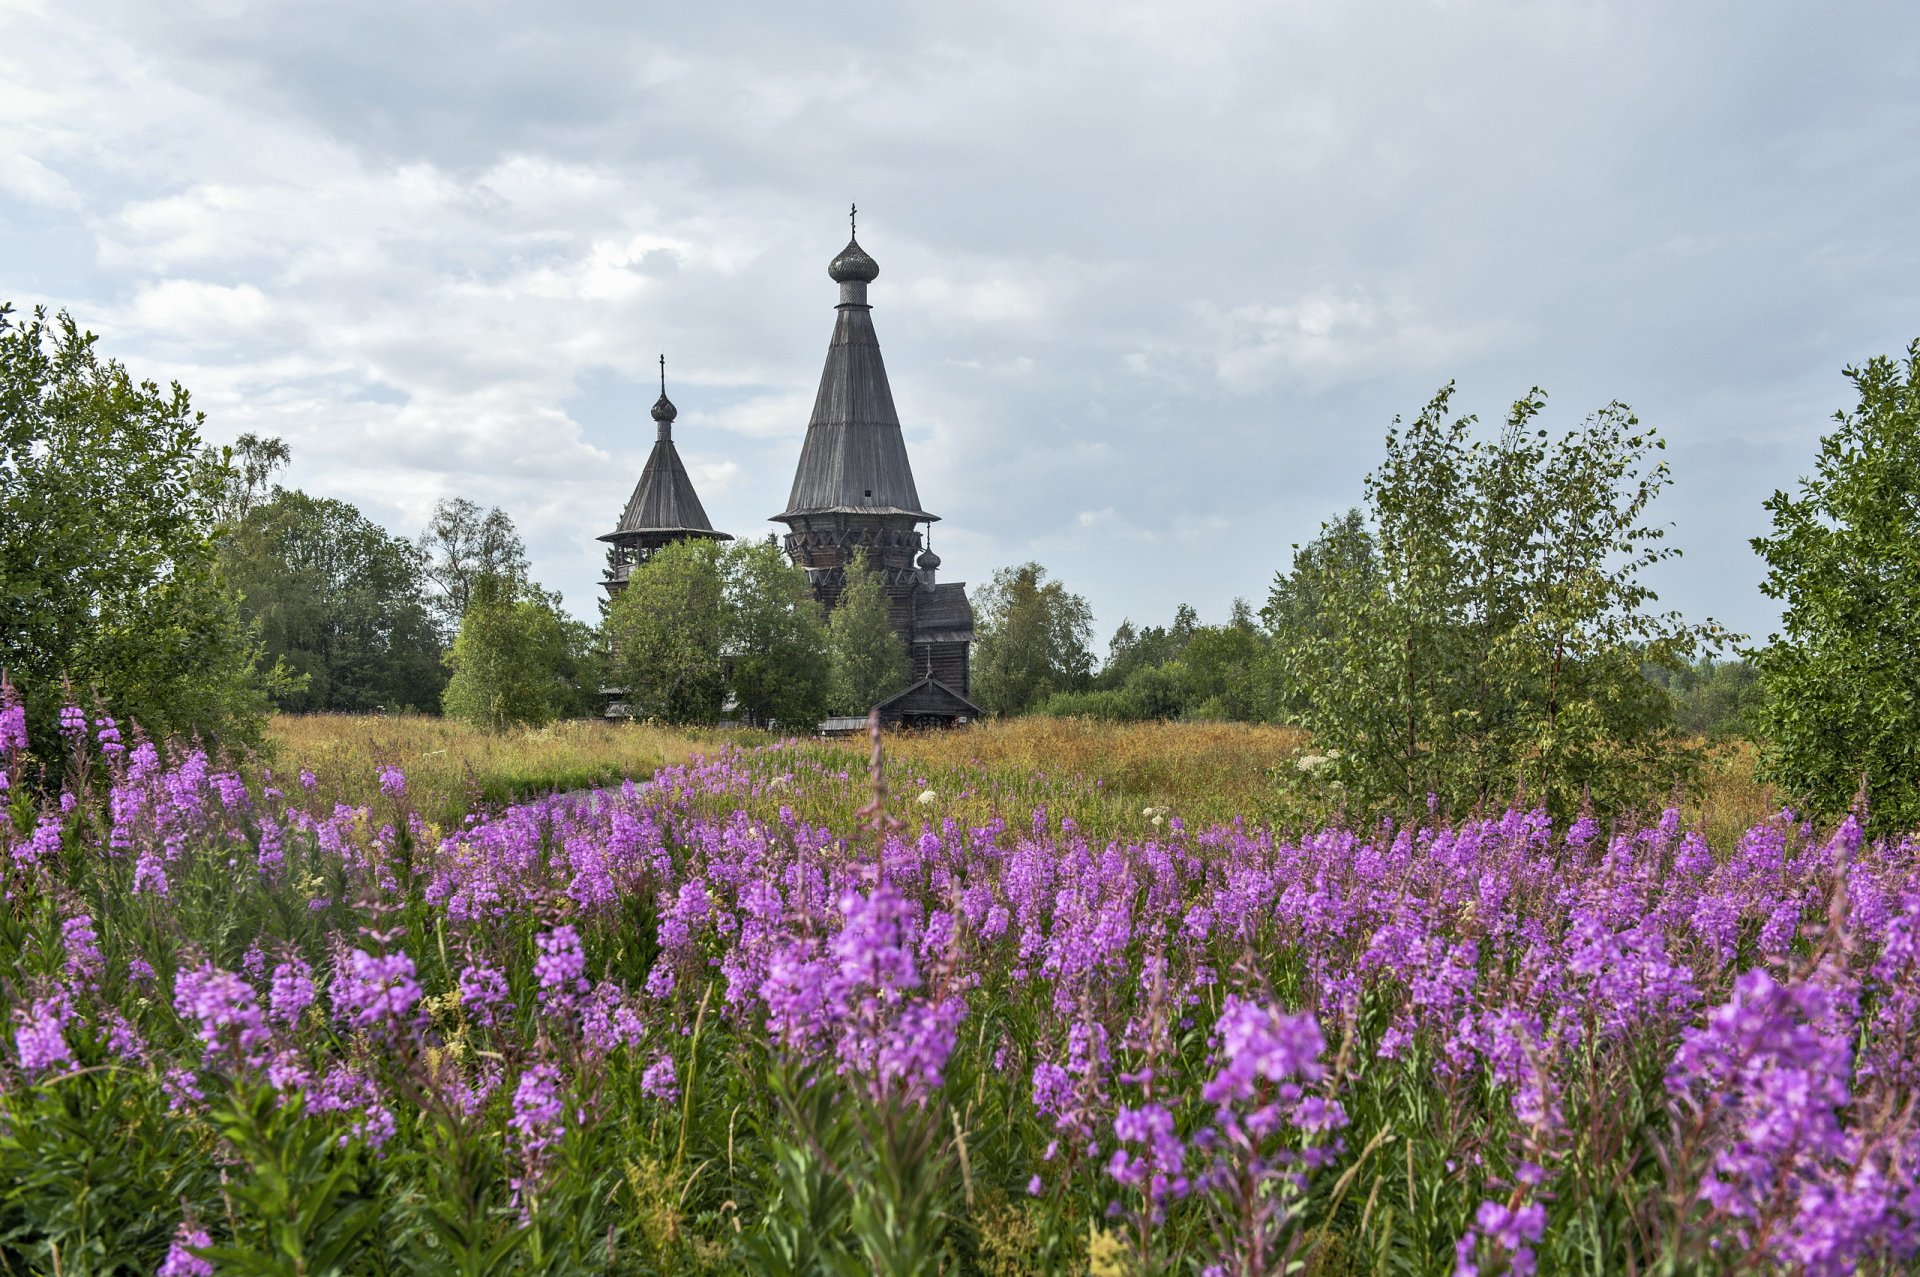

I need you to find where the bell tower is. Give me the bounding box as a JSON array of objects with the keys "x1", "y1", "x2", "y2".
[
  {"x1": 772, "y1": 210, "x2": 974, "y2": 704},
  {"x1": 598, "y1": 356, "x2": 732, "y2": 595}
]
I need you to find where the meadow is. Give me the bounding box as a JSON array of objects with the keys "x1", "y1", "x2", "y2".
[{"x1": 3, "y1": 705, "x2": 1914, "y2": 1275}]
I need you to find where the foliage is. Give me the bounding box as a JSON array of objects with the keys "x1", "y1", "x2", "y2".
[
  {"x1": 210, "y1": 432, "x2": 290, "y2": 528},
  {"x1": 1261, "y1": 508, "x2": 1378, "y2": 723},
  {"x1": 1645, "y1": 657, "x2": 1761, "y2": 740},
  {"x1": 442, "y1": 574, "x2": 594, "y2": 731},
  {"x1": 723, "y1": 538, "x2": 832, "y2": 730},
  {"x1": 1750, "y1": 341, "x2": 1920, "y2": 833},
  {"x1": 603, "y1": 539, "x2": 728, "y2": 725},
  {"x1": 972, "y1": 562, "x2": 1095, "y2": 716},
  {"x1": 0, "y1": 713, "x2": 1904, "y2": 1275},
  {"x1": 222, "y1": 486, "x2": 446, "y2": 714},
  {"x1": 417, "y1": 497, "x2": 531, "y2": 639},
  {"x1": 1267, "y1": 383, "x2": 1716, "y2": 820},
  {"x1": 826, "y1": 549, "x2": 910, "y2": 713},
  {"x1": 1066, "y1": 601, "x2": 1268, "y2": 725},
  {"x1": 0, "y1": 303, "x2": 285, "y2": 750}
]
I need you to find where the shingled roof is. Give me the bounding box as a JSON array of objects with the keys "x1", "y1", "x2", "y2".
[
  {"x1": 600, "y1": 374, "x2": 731, "y2": 546},
  {"x1": 774, "y1": 232, "x2": 936, "y2": 523}
]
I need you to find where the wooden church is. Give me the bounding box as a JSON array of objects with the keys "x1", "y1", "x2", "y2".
[{"x1": 600, "y1": 214, "x2": 978, "y2": 729}]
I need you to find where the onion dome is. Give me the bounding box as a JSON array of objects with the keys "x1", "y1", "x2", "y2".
[
  {"x1": 651, "y1": 391, "x2": 677, "y2": 425},
  {"x1": 916, "y1": 547, "x2": 941, "y2": 570},
  {"x1": 829, "y1": 237, "x2": 879, "y2": 284}
]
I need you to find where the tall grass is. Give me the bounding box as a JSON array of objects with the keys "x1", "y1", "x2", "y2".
[{"x1": 264, "y1": 714, "x2": 769, "y2": 825}]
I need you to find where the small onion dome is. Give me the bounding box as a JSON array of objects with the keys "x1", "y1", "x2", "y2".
[
  {"x1": 916, "y1": 547, "x2": 941, "y2": 570},
  {"x1": 651, "y1": 392, "x2": 677, "y2": 424},
  {"x1": 828, "y1": 237, "x2": 879, "y2": 284}
]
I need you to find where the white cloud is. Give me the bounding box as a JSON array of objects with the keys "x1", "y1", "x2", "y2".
[{"x1": 128, "y1": 279, "x2": 270, "y2": 334}]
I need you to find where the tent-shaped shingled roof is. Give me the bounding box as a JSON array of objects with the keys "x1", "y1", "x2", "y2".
[
  {"x1": 600, "y1": 360, "x2": 732, "y2": 548},
  {"x1": 775, "y1": 225, "x2": 935, "y2": 524}
]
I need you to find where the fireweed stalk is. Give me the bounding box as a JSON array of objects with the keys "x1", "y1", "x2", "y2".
[{"x1": 0, "y1": 714, "x2": 1914, "y2": 1273}]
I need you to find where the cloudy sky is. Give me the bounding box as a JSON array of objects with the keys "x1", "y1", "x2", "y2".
[{"x1": 4, "y1": 1, "x2": 1916, "y2": 645}]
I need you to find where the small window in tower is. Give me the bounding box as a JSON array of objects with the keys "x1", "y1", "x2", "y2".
[{"x1": 864, "y1": 489, "x2": 872, "y2": 498}]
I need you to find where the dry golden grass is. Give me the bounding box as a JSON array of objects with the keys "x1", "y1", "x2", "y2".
[
  {"x1": 820, "y1": 717, "x2": 1311, "y2": 829},
  {"x1": 265, "y1": 711, "x2": 1777, "y2": 846},
  {"x1": 265, "y1": 713, "x2": 768, "y2": 824},
  {"x1": 1686, "y1": 737, "x2": 1778, "y2": 846}
]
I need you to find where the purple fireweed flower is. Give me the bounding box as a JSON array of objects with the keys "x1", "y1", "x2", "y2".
[
  {"x1": 458, "y1": 963, "x2": 514, "y2": 1027},
  {"x1": 158, "y1": 1220, "x2": 214, "y2": 1277},
  {"x1": 1457, "y1": 1200, "x2": 1547, "y2": 1277},
  {"x1": 442, "y1": 1061, "x2": 503, "y2": 1119},
  {"x1": 12, "y1": 813, "x2": 60, "y2": 867},
  {"x1": 1663, "y1": 967, "x2": 1892, "y2": 1268},
  {"x1": 93, "y1": 715, "x2": 123, "y2": 756},
  {"x1": 641, "y1": 1054, "x2": 679, "y2": 1104},
  {"x1": 132, "y1": 848, "x2": 169, "y2": 896},
  {"x1": 174, "y1": 962, "x2": 272, "y2": 1061},
  {"x1": 1203, "y1": 996, "x2": 1328, "y2": 1109},
  {"x1": 256, "y1": 815, "x2": 284, "y2": 872},
  {"x1": 128, "y1": 956, "x2": 157, "y2": 984},
  {"x1": 308, "y1": 1063, "x2": 397, "y2": 1148},
  {"x1": 57, "y1": 705, "x2": 86, "y2": 738},
  {"x1": 329, "y1": 949, "x2": 424, "y2": 1035},
  {"x1": 61, "y1": 914, "x2": 103, "y2": 987},
  {"x1": 378, "y1": 765, "x2": 406, "y2": 798},
  {"x1": 269, "y1": 958, "x2": 317, "y2": 1026},
  {"x1": 161, "y1": 1066, "x2": 205, "y2": 1114},
  {"x1": 14, "y1": 995, "x2": 74, "y2": 1073},
  {"x1": 0, "y1": 685, "x2": 26, "y2": 753},
  {"x1": 266, "y1": 1049, "x2": 311, "y2": 1093},
  {"x1": 579, "y1": 982, "x2": 645, "y2": 1056},
  {"x1": 509, "y1": 1063, "x2": 568, "y2": 1211},
  {"x1": 1107, "y1": 1102, "x2": 1188, "y2": 1210},
  {"x1": 534, "y1": 925, "x2": 590, "y2": 1012}
]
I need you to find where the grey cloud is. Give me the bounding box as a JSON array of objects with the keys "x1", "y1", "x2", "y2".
[{"x1": 1, "y1": 0, "x2": 1916, "y2": 643}]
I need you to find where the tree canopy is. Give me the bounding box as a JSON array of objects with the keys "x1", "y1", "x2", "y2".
[
  {"x1": 603, "y1": 540, "x2": 729, "y2": 725},
  {"x1": 222, "y1": 486, "x2": 445, "y2": 713},
  {"x1": 723, "y1": 538, "x2": 832, "y2": 729},
  {"x1": 1268, "y1": 384, "x2": 1711, "y2": 819},
  {"x1": 417, "y1": 497, "x2": 530, "y2": 638},
  {"x1": 973, "y1": 562, "x2": 1094, "y2": 716},
  {"x1": 826, "y1": 548, "x2": 910, "y2": 713},
  {"x1": 1750, "y1": 341, "x2": 1920, "y2": 831},
  {"x1": 442, "y1": 574, "x2": 595, "y2": 731},
  {"x1": 0, "y1": 304, "x2": 283, "y2": 747}
]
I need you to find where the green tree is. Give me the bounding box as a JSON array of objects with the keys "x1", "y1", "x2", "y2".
[
  {"x1": 442, "y1": 575, "x2": 581, "y2": 730},
  {"x1": 1181, "y1": 617, "x2": 1268, "y2": 721},
  {"x1": 603, "y1": 539, "x2": 728, "y2": 725},
  {"x1": 0, "y1": 304, "x2": 285, "y2": 747},
  {"x1": 724, "y1": 538, "x2": 832, "y2": 729},
  {"x1": 827, "y1": 549, "x2": 910, "y2": 712},
  {"x1": 221, "y1": 487, "x2": 446, "y2": 713},
  {"x1": 1271, "y1": 384, "x2": 1712, "y2": 820},
  {"x1": 417, "y1": 497, "x2": 530, "y2": 638},
  {"x1": 1750, "y1": 342, "x2": 1920, "y2": 831},
  {"x1": 972, "y1": 563, "x2": 1094, "y2": 716},
  {"x1": 1644, "y1": 657, "x2": 1761, "y2": 740}
]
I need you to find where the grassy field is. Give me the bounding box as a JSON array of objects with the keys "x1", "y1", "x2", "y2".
[
  {"x1": 267, "y1": 712, "x2": 1774, "y2": 843},
  {"x1": 264, "y1": 713, "x2": 771, "y2": 825}
]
